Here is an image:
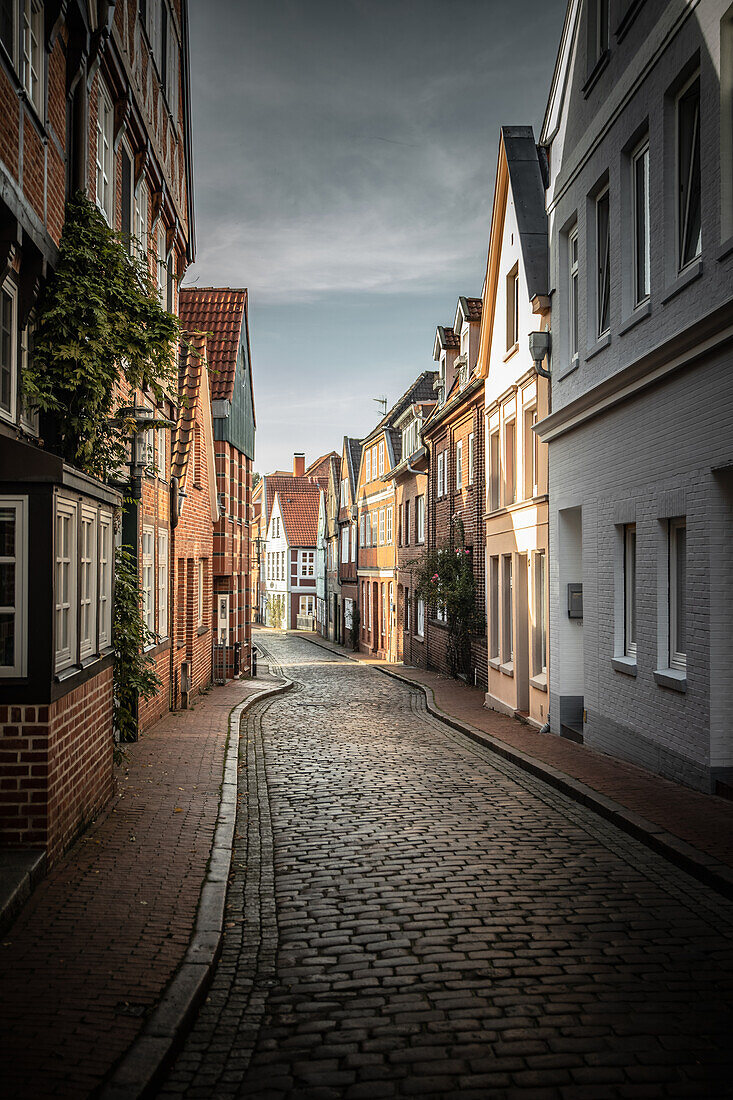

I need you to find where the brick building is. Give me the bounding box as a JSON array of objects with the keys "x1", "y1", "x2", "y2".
[
  {"x1": 389, "y1": 401, "x2": 434, "y2": 666},
  {"x1": 324, "y1": 453, "x2": 343, "y2": 643},
  {"x1": 338, "y1": 436, "x2": 362, "y2": 646},
  {"x1": 422, "y1": 298, "x2": 487, "y2": 688},
  {"x1": 0, "y1": 0, "x2": 193, "y2": 858},
  {"x1": 179, "y1": 288, "x2": 256, "y2": 679},
  {"x1": 356, "y1": 373, "x2": 436, "y2": 660}
]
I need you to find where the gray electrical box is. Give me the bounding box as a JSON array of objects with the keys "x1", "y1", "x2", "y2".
[{"x1": 567, "y1": 583, "x2": 583, "y2": 619}]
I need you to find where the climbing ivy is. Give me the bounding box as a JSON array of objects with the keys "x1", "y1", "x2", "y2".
[
  {"x1": 414, "y1": 518, "x2": 484, "y2": 680},
  {"x1": 113, "y1": 545, "x2": 161, "y2": 743},
  {"x1": 21, "y1": 191, "x2": 180, "y2": 480}
]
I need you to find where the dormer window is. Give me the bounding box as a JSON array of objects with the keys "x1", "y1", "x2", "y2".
[
  {"x1": 402, "y1": 418, "x2": 419, "y2": 460},
  {"x1": 460, "y1": 326, "x2": 469, "y2": 358}
]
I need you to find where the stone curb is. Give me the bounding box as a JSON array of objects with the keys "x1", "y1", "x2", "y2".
[
  {"x1": 298, "y1": 631, "x2": 733, "y2": 902},
  {"x1": 97, "y1": 672, "x2": 294, "y2": 1100}
]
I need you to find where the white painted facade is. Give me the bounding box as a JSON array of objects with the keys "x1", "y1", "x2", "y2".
[
  {"x1": 264, "y1": 494, "x2": 288, "y2": 630},
  {"x1": 537, "y1": 0, "x2": 733, "y2": 792}
]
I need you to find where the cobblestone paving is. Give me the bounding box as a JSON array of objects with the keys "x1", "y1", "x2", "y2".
[{"x1": 160, "y1": 632, "x2": 733, "y2": 1099}]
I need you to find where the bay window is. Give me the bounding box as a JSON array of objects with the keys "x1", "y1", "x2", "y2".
[
  {"x1": 0, "y1": 497, "x2": 27, "y2": 677},
  {"x1": 1, "y1": 279, "x2": 17, "y2": 424},
  {"x1": 98, "y1": 512, "x2": 113, "y2": 650},
  {"x1": 142, "y1": 526, "x2": 155, "y2": 635},
  {"x1": 79, "y1": 506, "x2": 98, "y2": 660},
  {"x1": 55, "y1": 498, "x2": 78, "y2": 670}
]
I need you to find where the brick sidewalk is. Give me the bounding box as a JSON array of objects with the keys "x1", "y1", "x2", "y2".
[
  {"x1": 295, "y1": 630, "x2": 733, "y2": 875},
  {"x1": 0, "y1": 673, "x2": 277, "y2": 1100}
]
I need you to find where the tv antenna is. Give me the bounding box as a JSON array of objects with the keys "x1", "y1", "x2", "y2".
[{"x1": 373, "y1": 395, "x2": 387, "y2": 416}]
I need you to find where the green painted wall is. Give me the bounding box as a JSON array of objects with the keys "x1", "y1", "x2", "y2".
[{"x1": 212, "y1": 320, "x2": 255, "y2": 459}]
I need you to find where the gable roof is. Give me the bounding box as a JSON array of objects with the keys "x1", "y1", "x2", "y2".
[
  {"x1": 172, "y1": 335, "x2": 219, "y2": 523},
  {"x1": 178, "y1": 288, "x2": 248, "y2": 401},
  {"x1": 274, "y1": 486, "x2": 322, "y2": 547},
  {"x1": 305, "y1": 451, "x2": 340, "y2": 478},
  {"x1": 342, "y1": 435, "x2": 363, "y2": 500},
  {"x1": 263, "y1": 473, "x2": 329, "y2": 529},
  {"x1": 477, "y1": 126, "x2": 548, "y2": 379},
  {"x1": 361, "y1": 370, "x2": 439, "y2": 447},
  {"x1": 540, "y1": 0, "x2": 580, "y2": 147}
]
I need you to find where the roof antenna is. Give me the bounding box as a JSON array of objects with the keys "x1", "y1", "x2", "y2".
[{"x1": 373, "y1": 395, "x2": 387, "y2": 416}]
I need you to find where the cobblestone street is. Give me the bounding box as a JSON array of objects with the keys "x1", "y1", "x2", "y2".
[{"x1": 161, "y1": 632, "x2": 733, "y2": 1099}]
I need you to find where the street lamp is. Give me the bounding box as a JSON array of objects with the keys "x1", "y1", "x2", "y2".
[{"x1": 253, "y1": 535, "x2": 266, "y2": 624}]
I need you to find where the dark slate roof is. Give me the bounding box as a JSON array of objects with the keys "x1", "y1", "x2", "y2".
[
  {"x1": 501, "y1": 126, "x2": 548, "y2": 301},
  {"x1": 463, "y1": 297, "x2": 483, "y2": 322},
  {"x1": 344, "y1": 436, "x2": 362, "y2": 498},
  {"x1": 437, "y1": 326, "x2": 459, "y2": 350},
  {"x1": 362, "y1": 370, "x2": 439, "y2": 445}
]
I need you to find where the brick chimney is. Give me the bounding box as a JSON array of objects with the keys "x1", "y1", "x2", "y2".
[{"x1": 293, "y1": 452, "x2": 305, "y2": 477}]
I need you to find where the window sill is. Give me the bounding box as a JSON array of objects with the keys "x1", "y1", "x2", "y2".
[
  {"x1": 653, "y1": 667, "x2": 687, "y2": 693},
  {"x1": 500, "y1": 661, "x2": 514, "y2": 678},
  {"x1": 586, "y1": 330, "x2": 611, "y2": 361},
  {"x1": 612, "y1": 655, "x2": 637, "y2": 677},
  {"x1": 503, "y1": 343, "x2": 519, "y2": 363},
  {"x1": 661, "y1": 257, "x2": 702, "y2": 305},
  {"x1": 583, "y1": 49, "x2": 610, "y2": 96},
  {"x1": 618, "y1": 298, "x2": 651, "y2": 336},
  {"x1": 488, "y1": 657, "x2": 501, "y2": 670},
  {"x1": 197, "y1": 625, "x2": 208, "y2": 636},
  {"x1": 529, "y1": 673, "x2": 547, "y2": 692},
  {"x1": 555, "y1": 355, "x2": 579, "y2": 382},
  {"x1": 717, "y1": 234, "x2": 733, "y2": 262},
  {"x1": 615, "y1": 0, "x2": 645, "y2": 42}
]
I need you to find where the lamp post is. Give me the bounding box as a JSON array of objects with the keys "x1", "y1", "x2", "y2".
[{"x1": 253, "y1": 534, "x2": 266, "y2": 624}]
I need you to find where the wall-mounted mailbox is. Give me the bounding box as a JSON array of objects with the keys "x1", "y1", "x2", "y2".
[{"x1": 567, "y1": 583, "x2": 583, "y2": 619}]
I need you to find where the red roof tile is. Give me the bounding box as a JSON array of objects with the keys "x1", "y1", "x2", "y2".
[
  {"x1": 264, "y1": 474, "x2": 328, "y2": 528},
  {"x1": 276, "y1": 486, "x2": 322, "y2": 546},
  {"x1": 305, "y1": 451, "x2": 339, "y2": 478},
  {"x1": 172, "y1": 333, "x2": 206, "y2": 487},
  {"x1": 178, "y1": 287, "x2": 247, "y2": 401}
]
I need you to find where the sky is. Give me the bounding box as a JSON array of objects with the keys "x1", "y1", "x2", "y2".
[{"x1": 184, "y1": 0, "x2": 568, "y2": 476}]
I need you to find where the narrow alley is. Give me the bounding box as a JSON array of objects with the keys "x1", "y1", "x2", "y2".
[{"x1": 159, "y1": 632, "x2": 733, "y2": 1098}]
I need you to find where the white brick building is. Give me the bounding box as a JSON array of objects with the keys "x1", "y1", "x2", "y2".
[{"x1": 536, "y1": 0, "x2": 733, "y2": 792}]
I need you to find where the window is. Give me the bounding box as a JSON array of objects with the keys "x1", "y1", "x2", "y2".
[
  {"x1": 379, "y1": 508, "x2": 385, "y2": 545},
  {"x1": 404, "y1": 499, "x2": 410, "y2": 546},
  {"x1": 351, "y1": 522, "x2": 356, "y2": 560},
  {"x1": 341, "y1": 526, "x2": 349, "y2": 563},
  {"x1": 165, "y1": 10, "x2": 180, "y2": 118},
  {"x1": 299, "y1": 595, "x2": 315, "y2": 617},
  {"x1": 590, "y1": 0, "x2": 609, "y2": 67},
  {"x1": 55, "y1": 498, "x2": 77, "y2": 670},
  {"x1": 382, "y1": 584, "x2": 387, "y2": 633},
  {"x1": 569, "y1": 224, "x2": 579, "y2": 361},
  {"x1": 359, "y1": 514, "x2": 364, "y2": 545},
  {"x1": 436, "y1": 603, "x2": 447, "y2": 624},
  {"x1": 386, "y1": 505, "x2": 393, "y2": 544},
  {"x1": 404, "y1": 588, "x2": 411, "y2": 632},
  {"x1": 502, "y1": 554, "x2": 513, "y2": 665},
  {"x1": 456, "y1": 439, "x2": 463, "y2": 489},
  {"x1": 157, "y1": 223, "x2": 167, "y2": 304},
  {"x1": 402, "y1": 419, "x2": 418, "y2": 459},
  {"x1": 273, "y1": 516, "x2": 280, "y2": 539},
  {"x1": 134, "y1": 181, "x2": 149, "y2": 260},
  {"x1": 300, "y1": 550, "x2": 315, "y2": 577},
  {"x1": 96, "y1": 82, "x2": 114, "y2": 224},
  {"x1": 596, "y1": 186, "x2": 610, "y2": 337},
  {"x1": 677, "y1": 74, "x2": 701, "y2": 271},
  {"x1": 1, "y1": 0, "x2": 16, "y2": 62},
  {"x1": 437, "y1": 452, "x2": 444, "y2": 498},
  {"x1": 340, "y1": 478, "x2": 348, "y2": 508},
  {"x1": 98, "y1": 511, "x2": 113, "y2": 650},
  {"x1": 0, "y1": 497, "x2": 27, "y2": 677},
  {"x1": 489, "y1": 427, "x2": 500, "y2": 511},
  {"x1": 372, "y1": 445, "x2": 378, "y2": 477},
  {"x1": 468, "y1": 433, "x2": 474, "y2": 485},
  {"x1": 378, "y1": 440, "x2": 385, "y2": 476},
  {"x1": 624, "y1": 524, "x2": 636, "y2": 658},
  {"x1": 533, "y1": 551, "x2": 547, "y2": 675},
  {"x1": 524, "y1": 405, "x2": 538, "y2": 498},
  {"x1": 197, "y1": 558, "x2": 204, "y2": 628},
  {"x1": 79, "y1": 507, "x2": 98, "y2": 660},
  {"x1": 416, "y1": 495, "x2": 425, "y2": 543},
  {"x1": 669, "y1": 518, "x2": 686, "y2": 670},
  {"x1": 19, "y1": 314, "x2": 38, "y2": 436},
  {"x1": 142, "y1": 526, "x2": 155, "y2": 635},
  {"x1": 504, "y1": 417, "x2": 516, "y2": 505},
  {"x1": 365, "y1": 449, "x2": 371, "y2": 483},
  {"x1": 157, "y1": 426, "x2": 167, "y2": 480},
  {"x1": 158, "y1": 529, "x2": 168, "y2": 638},
  {"x1": 489, "y1": 555, "x2": 500, "y2": 660},
  {"x1": 632, "y1": 140, "x2": 650, "y2": 304},
  {"x1": 21, "y1": 0, "x2": 42, "y2": 115},
  {"x1": 365, "y1": 512, "x2": 371, "y2": 546},
  {"x1": 506, "y1": 264, "x2": 519, "y2": 350},
  {"x1": 1, "y1": 279, "x2": 17, "y2": 423},
  {"x1": 416, "y1": 598, "x2": 425, "y2": 638}
]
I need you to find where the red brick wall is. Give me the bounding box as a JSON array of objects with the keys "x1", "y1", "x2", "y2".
[
  {"x1": 0, "y1": 668, "x2": 114, "y2": 865},
  {"x1": 212, "y1": 443, "x2": 252, "y2": 676}
]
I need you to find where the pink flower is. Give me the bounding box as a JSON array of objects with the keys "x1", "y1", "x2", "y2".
[
  {"x1": 431, "y1": 573, "x2": 439, "y2": 582},
  {"x1": 465, "y1": 549, "x2": 470, "y2": 555}
]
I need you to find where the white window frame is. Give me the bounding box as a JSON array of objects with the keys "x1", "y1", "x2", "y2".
[
  {"x1": 19, "y1": 314, "x2": 38, "y2": 435},
  {"x1": 468, "y1": 433, "x2": 474, "y2": 485},
  {"x1": 416, "y1": 597, "x2": 425, "y2": 638},
  {"x1": 197, "y1": 558, "x2": 204, "y2": 628},
  {"x1": 489, "y1": 555, "x2": 500, "y2": 660},
  {"x1": 350, "y1": 522, "x2": 356, "y2": 560},
  {"x1": 142, "y1": 525, "x2": 155, "y2": 636},
  {"x1": 533, "y1": 550, "x2": 547, "y2": 676},
  {"x1": 157, "y1": 223, "x2": 167, "y2": 304},
  {"x1": 456, "y1": 439, "x2": 463, "y2": 489},
  {"x1": 157, "y1": 426, "x2": 167, "y2": 480},
  {"x1": 96, "y1": 81, "x2": 114, "y2": 225},
  {"x1": 98, "y1": 510, "x2": 113, "y2": 650},
  {"x1": 524, "y1": 404, "x2": 538, "y2": 499},
  {"x1": 624, "y1": 523, "x2": 636, "y2": 659},
  {"x1": 403, "y1": 498, "x2": 410, "y2": 546},
  {"x1": 501, "y1": 553, "x2": 513, "y2": 666},
  {"x1": 669, "y1": 518, "x2": 686, "y2": 671},
  {"x1": 0, "y1": 278, "x2": 17, "y2": 425},
  {"x1": 507, "y1": 265, "x2": 519, "y2": 351},
  {"x1": 21, "y1": 0, "x2": 43, "y2": 116},
  {"x1": 158, "y1": 528, "x2": 168, "y2": 639},
  {"x1": 631, "y1": 139, "x2": 650, "y2": 306},
  {"x1": 489, "y1": 427, "x2": 500, "y2": 511},
  {"x1": 359, "y1": 514, "x2": 364, "y2": 545},
  {"x1": 79, "y1": 505, "x2": 98, "y2": 660},
  {"x1": 341, "y1": 526, "x2": 349, "y2": 563},
  {"x1": 133, "y1": 179, "x2": 149, "y2": 261},
  {"x1": 379, "y1": 508, "x2": 385, "y2": 545},
  {"x1": 386, "y1": 505, "x2": 393, "y2": 545},
  {"x1": 504, "y1": 417, "x2": 516, "y2": 506},
  {"x1": 55, "y1": 497, "x2": 78, "y2": 671},
  {"x1": 365, "y1": 512, "x2": 371, "y2": 546},
  {"x1": 365, "y1": 449, "x2": 371, "y2": 483},
  {"x1": 378, "y1": 441, "x2": 385, "y2": 476},
  {"x1": 0, "y1": 496, "x2": 28, "y2": 677},
  {"x1": 416, "y1": 495, "x2": 425, "y2": 544},
  {"x1": 299, "y1": 594, "x2": 315, "y2": 617},
  {"x1": 437, "y1": 452, "x2": 444, "y2": 498},
  {"x1": 299, "y1": 550, "x2": 315, "y2": 577}
]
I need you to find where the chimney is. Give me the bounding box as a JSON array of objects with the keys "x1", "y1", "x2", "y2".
[{"x1": 293, "y1": 452, "x2": 305, "y2": 477}]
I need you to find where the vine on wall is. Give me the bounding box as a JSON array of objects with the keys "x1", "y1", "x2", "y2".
[{"x1": 113, "y1": 546, "x2": 161, "y2": 743}]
